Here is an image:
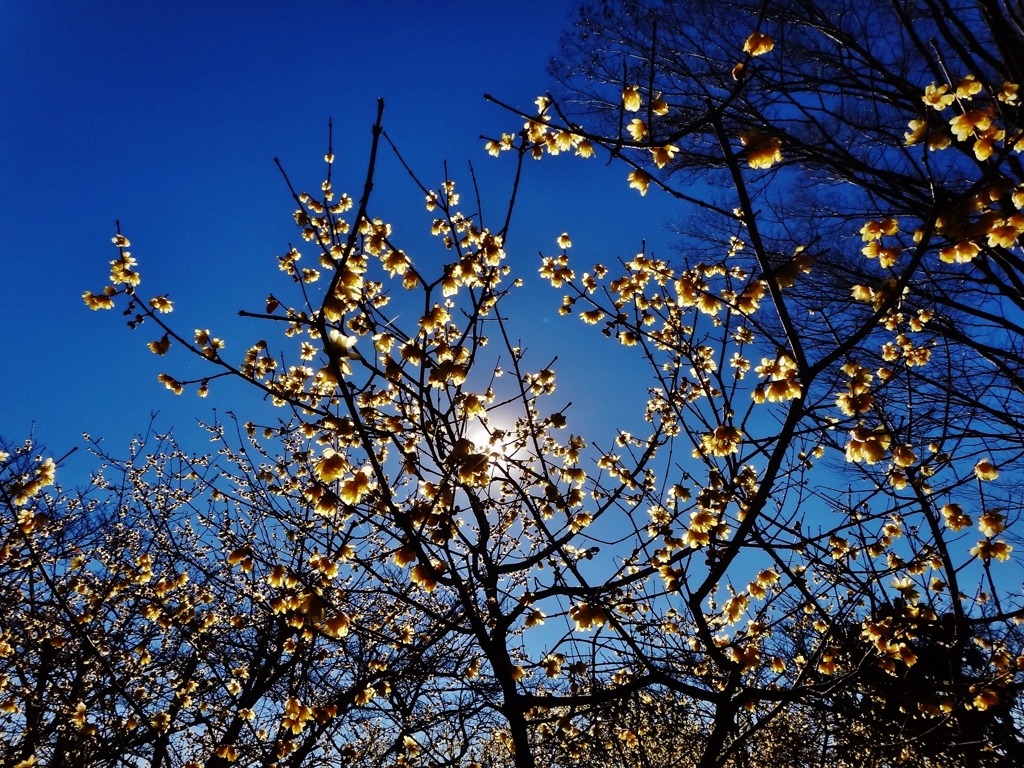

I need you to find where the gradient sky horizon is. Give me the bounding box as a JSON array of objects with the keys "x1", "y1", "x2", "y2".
[{"x1": 1, "y1": 1, "x2": 681, "y2": 481}]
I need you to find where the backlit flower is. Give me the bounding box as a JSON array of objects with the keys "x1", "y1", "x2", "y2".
[
  {"x1": 956, "y1": 74, "x2": 983, "y2": 99},
  {"x1": 702, "y1": 426, "x2": 743, "y2": 456},
  {"x1": 950, "y1": 109, "x2": 992, "y2": 141},
  {"x1": 622, "y1": 85, "x2": 642, "y2": 112},
  {"x1": 628, "y1": 168, "x2": 651, "y2": 195},
  {"x1": 905, "y1": 119, "x2": 928, "y2": 146},
  {"x1": 651, "y1": 144, "x2": 679, "y2": 168},
  {"x1": 740, "y1": 130, "x2": 782, "y2": 169},
  {"x1": 83, "y1": 290, "x2": 115, "y2": 310},
  {"x1": 974, "y1": 458, "x2": 998, "y2": 481},
  {"x1": 569, "y1": 602, "x2": 608, "y2": 631},
  {"x1": 941, "y1": 503, "x2": 971, "y2": 530},
  {"x1": 922, "y1": 82, "x2": 955, "y2": 110},
  {"x1": 743, "y1": 31, "x2": 774, "y2": 56},
  {"x1": 316, "y1": 450, "x2": 348, "y2": 482},
  {"x1": 845, "y1": 426, "x2": 891, "y2": 464},
  {"x1": 627, "y1": 118, "x2": 648, "y2": 141},
  {"x1": 971, "y1": 540, "x2": 1013, "y2": 561}
]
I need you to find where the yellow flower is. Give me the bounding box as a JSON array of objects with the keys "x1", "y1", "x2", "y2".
[
  {"x1": 410, "y1": 563, "x2": 440, "y2": 591},
  {"x1": 428, "y1": 360, "x2": 468, "y2": 387},
  {"x1": 485, "y1": 133, "x2": 515, "y2": 156},
  {"x1": 905, "y1": 119, "x2": 928, "y2": 146},
  {"x1": 722, "y1": 594, "x2": 749, "y2": 625},
  {"x1": 736, "y1": 282, "x2": 764, "y2": 314},
  {"x1": 628, "y1": 168, "x2": 651, "y2": 195},
  {"x1": 340, "y1": 467, "x2": 375, "y2": 504},
  {"x1": 939, "y1": 241, "x2": 980, "y2": 263},
  {"x1": 149, "y1": 296, "x2": 173, "y2": 313},
  {"x1": 148, "y1": 335, "x2": 171, "y2": 356},
  {"x1": 157, "y1": 373, "x2": 183, "y2": 395},
  {"x1": 569, "y1": 602, "x2": 608, "y2": 631},
  {"x1": 928, "y1": 129, "x2": 952, "y2": 151},
  {"x1": 836, "y1": 391, "x2": 873, "y2": 415},
  {"x1": 956, "y1": 74, "x2": 983, "y2": 99},
  {"x1": 109, "y1": 253, "x2": 140, "y2": 286},
  {"x1": 83, "y1": 290, "x2": 115, "y2": 310},
  {"x1": 891, "y1": 444, "x2": 917, "y2": 468},
  {"x1": 542, "y1": 654, "x2": 563, "y2": 677},
  {"x1": 971, "y1": 539, "x2": 1013, "y2": 562},
  {"x1": 743, "y1": 31, "x2": 774, "y2": 56},
  {"x1": 393, "y1": 546, "x2": 417, "y2": 567},
  {"x1": 651, "y1": 144, "x2": 679, "y2": 168},
  {"x1": 845, "y1": 426, "x2": 891, "y2": 464},
  {"x1": 328, "y1": 330, "x2": 360, "y2": 360},
  {"x1": 627, "y1": 118, "x2": 647, "y2": 141},
  {"x1": 974, "y1": 137, "x2": 996, "y2": 161},
  {"x1": 950, "y1": 109, "x2": 992, "y2": 141},
  {"x1": 323, "y1": 612, "x2": 351, "y2": 638},
  {"x1": 556, "y1": 232, "x2": 572, "y2": 249},
  {"x1": 978, "y1": 510, "x2": 1006, "y2": 537},
  {"x1": 316, "y1": 450, "x2": 349, "y2": 482},
  {"x1": 922, "y1": 82, "x2": 955, "y2": 111},
  {"x1": 651, "y1": 93, "x2": 669, "y2": 115},
  {"x1": 740, "y1": 130, "x2": 782, "y2": 169},
  {"x1": 702, "y1": 426, "x2": 743, "y2": 456},
  {"x1": 974, "y1": 458, "x2": 999, "y2": 481},
  {"x1": 551, "y1": 130, "x2": 574, "y2": 153},
  {"x1": 774, "y1": 251, "x2": 813, "y2": 288},
  {"x1": 753, "y1": 354, "x2": 802, "y2": 401},
  {"x1": 70, "y1": 702, "x2": 88, "y2": 729},
  {"x1": 876, "y1": 246, "x2": 901, "y2": 267},
  {"x1": 622, "y1": 85, "x2": 642, "y2": 112},
  {"x1": 859, "y1": 218, "x2": 899, "y2": 241},
  {"x1": 973, "y1": 688, "x2": 1002, "y2": 709},
  {"x1": 987, "y1": 220, "x2": 1021, "y2": 248}
]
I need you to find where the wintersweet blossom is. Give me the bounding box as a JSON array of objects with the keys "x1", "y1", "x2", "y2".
[
  {"x1": 740, "y1": 130, "x2": 782, "y2": 169},
  {"x1": 628, "y1": 168, "x2": 652, "y2": 195},
  {"x1": 622, "y1": 85, "x2": 642, "y2": 112},
  {"x1": 743, "y1": 31, "x2": 774, "y2": 56}
]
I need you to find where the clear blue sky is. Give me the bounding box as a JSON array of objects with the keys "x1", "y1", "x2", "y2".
[{"x1": 1, "y1": 0, "x2": 679, "y2": 478}]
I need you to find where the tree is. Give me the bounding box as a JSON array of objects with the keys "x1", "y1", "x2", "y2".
[
  {"x1": 547, "y1": 0, "x2": 1024, "y2": 464},
  {"x1": 0, "y1": 430, "x2": 485, "y2": 768},
  {"x1": 15, "y1": 3, "x2": 1024, "y2": 761}
]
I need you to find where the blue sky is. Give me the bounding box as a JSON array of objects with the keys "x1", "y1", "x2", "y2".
[{"x1": 1, "y1": 0, "x2": 680, "y2": 478}]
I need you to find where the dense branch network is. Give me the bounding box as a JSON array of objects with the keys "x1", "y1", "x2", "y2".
[{"x1": 3, "y1": 2, "x2": 1024, "y2": 767}]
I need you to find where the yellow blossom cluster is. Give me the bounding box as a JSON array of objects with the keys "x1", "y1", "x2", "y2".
[
  {"x1": 845, "y1": 426, "x2": 891, "y2": 464},
  {"x1": 911, "y1": 76, "x2": 1022, "y2": 160},
  {"x1": 753, "y1": 354, "x2": 801, "y2": 402}
]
